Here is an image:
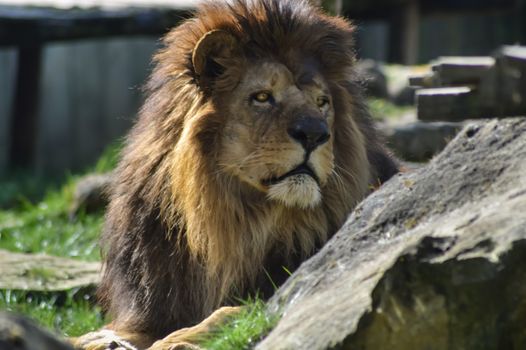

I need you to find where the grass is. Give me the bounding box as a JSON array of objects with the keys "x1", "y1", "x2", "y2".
[
  {"x1": 0, "y1": 187, "x2": 103, "y2": 261},
  {"x1": 201, "y1": 300, "x2": 279, "y2": 350},
  {"x1": 0, "y1": 289, "x2": 105, "y2": 337},
  {"x1": 0, "y1": 182, "x2": 104, "y2": 336},
  {"x1": 0, "y1": 140, "x2": 121, "y2": 259},
  {"x1": 0, "y1": 143, "x2": 121, "y2": 338}
]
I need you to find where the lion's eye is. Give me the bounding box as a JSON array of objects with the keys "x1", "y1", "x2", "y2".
[
  {"x1": 252, "y1": 91, "x2": 272, "y2": 103},
  {"x1": 317, "y1": 96, "x2": 330, "y2": 107}
]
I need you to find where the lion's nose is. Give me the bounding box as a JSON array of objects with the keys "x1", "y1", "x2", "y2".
[{"x1": 288, "y1": 117, "x2": 330, "y2": 151}]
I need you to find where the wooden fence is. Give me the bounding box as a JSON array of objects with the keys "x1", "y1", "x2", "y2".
[{"x1": 0, "y1": 37, "x2": 157, "y2": 175}]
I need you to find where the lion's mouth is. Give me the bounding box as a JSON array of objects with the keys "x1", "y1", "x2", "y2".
[{"x1": 262, "y1": 164, "x2": 319, "y2": 186}]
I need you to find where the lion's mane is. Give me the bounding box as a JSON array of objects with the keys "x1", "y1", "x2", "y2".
[{"x1": 98, "y1": 0, "x2": 398, "y2": 339}]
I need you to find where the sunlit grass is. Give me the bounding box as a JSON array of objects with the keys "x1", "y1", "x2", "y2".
[
  {"x1": 0, "y1": 182, "x2": 103, "y2": 261},
  {"x1": 201, "y1": 299, "x2": 279, "y2": 350},
  {"x1": 0, "y1": 289, "x2": 105, "y2": 337},
  {"x1": 0, "y1": 141, "x2": 121, "y2": 260},
  {"x1": 0, "y1": 144, "x2": 118, "y2": 337},
  {"x1": 0, "y1": 180, "x2": 104, "y2": 336}
]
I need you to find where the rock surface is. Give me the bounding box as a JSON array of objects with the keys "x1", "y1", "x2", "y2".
[
  {"x1": 0, "y1": 312, "x2": 73, "y2": 350},
  {"x1": 0, "y1": 250, "x2": 100, "y2": 291},
  {"x1": 257, "y1": 117, "x2": 526, "y2": 350}
]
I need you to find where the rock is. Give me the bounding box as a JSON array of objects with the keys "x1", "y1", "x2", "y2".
[
  {"x1": 0, "y1": 312, "x2": 73, "y2": 350},
  {"x1": 69, "y1": 172, "x2": 113, "y2": 217},
  {"x1": 412, "y1": 46, "x2": 526, "y2": 121},
  {"x1": 0, "y1": 250, "x2": 101, "y2": 291},
  {"x1": 391, "y1": 84, "x2": 415, "y2": 106},
  {"x1": 257, "y1": 117, "x2": 526, "y2": 350},
  {"x1": 356, "y1": 59, "x2": 389, "y2": 99},
  {"x1": 495, "y1": 46, "x2": 526, "y2": 116},
  {"x1": 383, "y1": 121, "x2": 464, "y2": 162},
  {"x1": 431, "y1": 56, "x2": 495, "y2": 87},
  {"x1": 384, "y1": 64, "x2": 427, "y2": 106},
  {"x1": 416, "y1": 86, "x2": 483, "y2": 122}
]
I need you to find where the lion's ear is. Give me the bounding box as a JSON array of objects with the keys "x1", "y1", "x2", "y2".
[{"x1": 192, "y1": 30, "x2": 239, "y2": 83}]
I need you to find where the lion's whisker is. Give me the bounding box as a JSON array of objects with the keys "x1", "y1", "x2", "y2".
[
  {"x1": 334, "y1": 163, "x2": 358, "y2": 184},
  {"x1": 330, "y1": 168, "x2": 347, "y2": 192}
]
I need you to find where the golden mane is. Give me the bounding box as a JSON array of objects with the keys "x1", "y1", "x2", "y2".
[{"x1": 98, "y1": 0, "x2": 398, "y2": 339}]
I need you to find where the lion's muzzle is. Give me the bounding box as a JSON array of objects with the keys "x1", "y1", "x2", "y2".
[{"x1": 287, "y1": 117, "x2": 330, "y2": 152}]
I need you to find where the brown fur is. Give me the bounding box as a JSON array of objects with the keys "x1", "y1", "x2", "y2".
[{"x1": 97, "y1": 0, "x2": 398, "y2": 345}]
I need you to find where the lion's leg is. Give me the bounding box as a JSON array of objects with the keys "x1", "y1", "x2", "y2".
[
  {"x1": 71, "y1": 327, "x2": 155, "y2": 350},
  {"x1": 147, "y1": 306, "x2": 242, "y2": 350}
]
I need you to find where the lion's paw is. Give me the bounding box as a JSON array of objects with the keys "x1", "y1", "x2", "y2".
[{"x1": 73, "y1": 329, "x2": 138, "y2": 350}]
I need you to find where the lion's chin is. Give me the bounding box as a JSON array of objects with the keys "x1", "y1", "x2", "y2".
[{"x1": 266, "y1": 174, "x2": 321, "y2": 209}]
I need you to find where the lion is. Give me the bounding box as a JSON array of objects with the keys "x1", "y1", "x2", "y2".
[{"x1": 75, "y1": 0, "x2": 398, "y2": 349}]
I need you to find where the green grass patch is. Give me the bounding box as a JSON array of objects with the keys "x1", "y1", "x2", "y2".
[
  {"x1": 0, "y1": 181, "x2": 103, "y2": 261},
  {"x1": 0, "y1": 289, "x2": 105, "y2": 337},
  {"x1": 0, "y1": 181, "x2": 103, "y2": 337},
  {"x1": 0, "y1": 144, "x2": 120, "y2": 337},
  {"x1": 201, "y1": 299, "x2": 279, "y2": 350},
  {"x1": 0, "y1": 141, "x2": 122, "y2": 260}
]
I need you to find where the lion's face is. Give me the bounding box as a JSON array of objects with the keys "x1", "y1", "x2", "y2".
[{"x1": 217, "y1": 60, "x2": 335, "y2": 209}]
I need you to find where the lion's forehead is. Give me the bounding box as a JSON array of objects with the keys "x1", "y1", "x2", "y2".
[{"x1": 240, "y1": 60, "x2": 327, "y2": 93}]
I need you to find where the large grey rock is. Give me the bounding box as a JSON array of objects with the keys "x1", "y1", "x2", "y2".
[
  {"x1": 257, "y1": 117, "x2": 526, "y2": 350},
  {"x1": 0, "y1": 312, "x2": 73, "y2": 350},
  {"x1": 0, "y1": 250, "x2": 100, "y2": 291}
]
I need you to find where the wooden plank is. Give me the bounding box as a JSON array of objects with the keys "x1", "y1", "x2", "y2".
[
  {"x1": 8, "y1": 46, "x2": 42, "y2": 170},
  {"x1": 35, "y1": 43, "x2": 73, "y2": 174},
  {"x1": 31, "y1": 38, "x2": 156, "y2": 173},
  {"x1": 402, "y1": 0, "x2": 420, "y2": 65},
  {"x1": 0, "y1": 49, "x2": 17, "y2": 175},
  {"x1": 71, "y1": 40, "x2": 106, "y2": 169},
  {"x1": 0, "y1": 249, "x2": 100, "y2": 291},
  {"x1": 386, "y1": 7, "x2": 405, "y2": 64},
  {"x1": 0, "y1": 6, "x2": 188, "y2": 47},
  {"x1": 0, "y1": 0, "x2": 198, "y2": 9},
  {"x1": 103, "y1": 38, "x2": 156, "y2": 141}
]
